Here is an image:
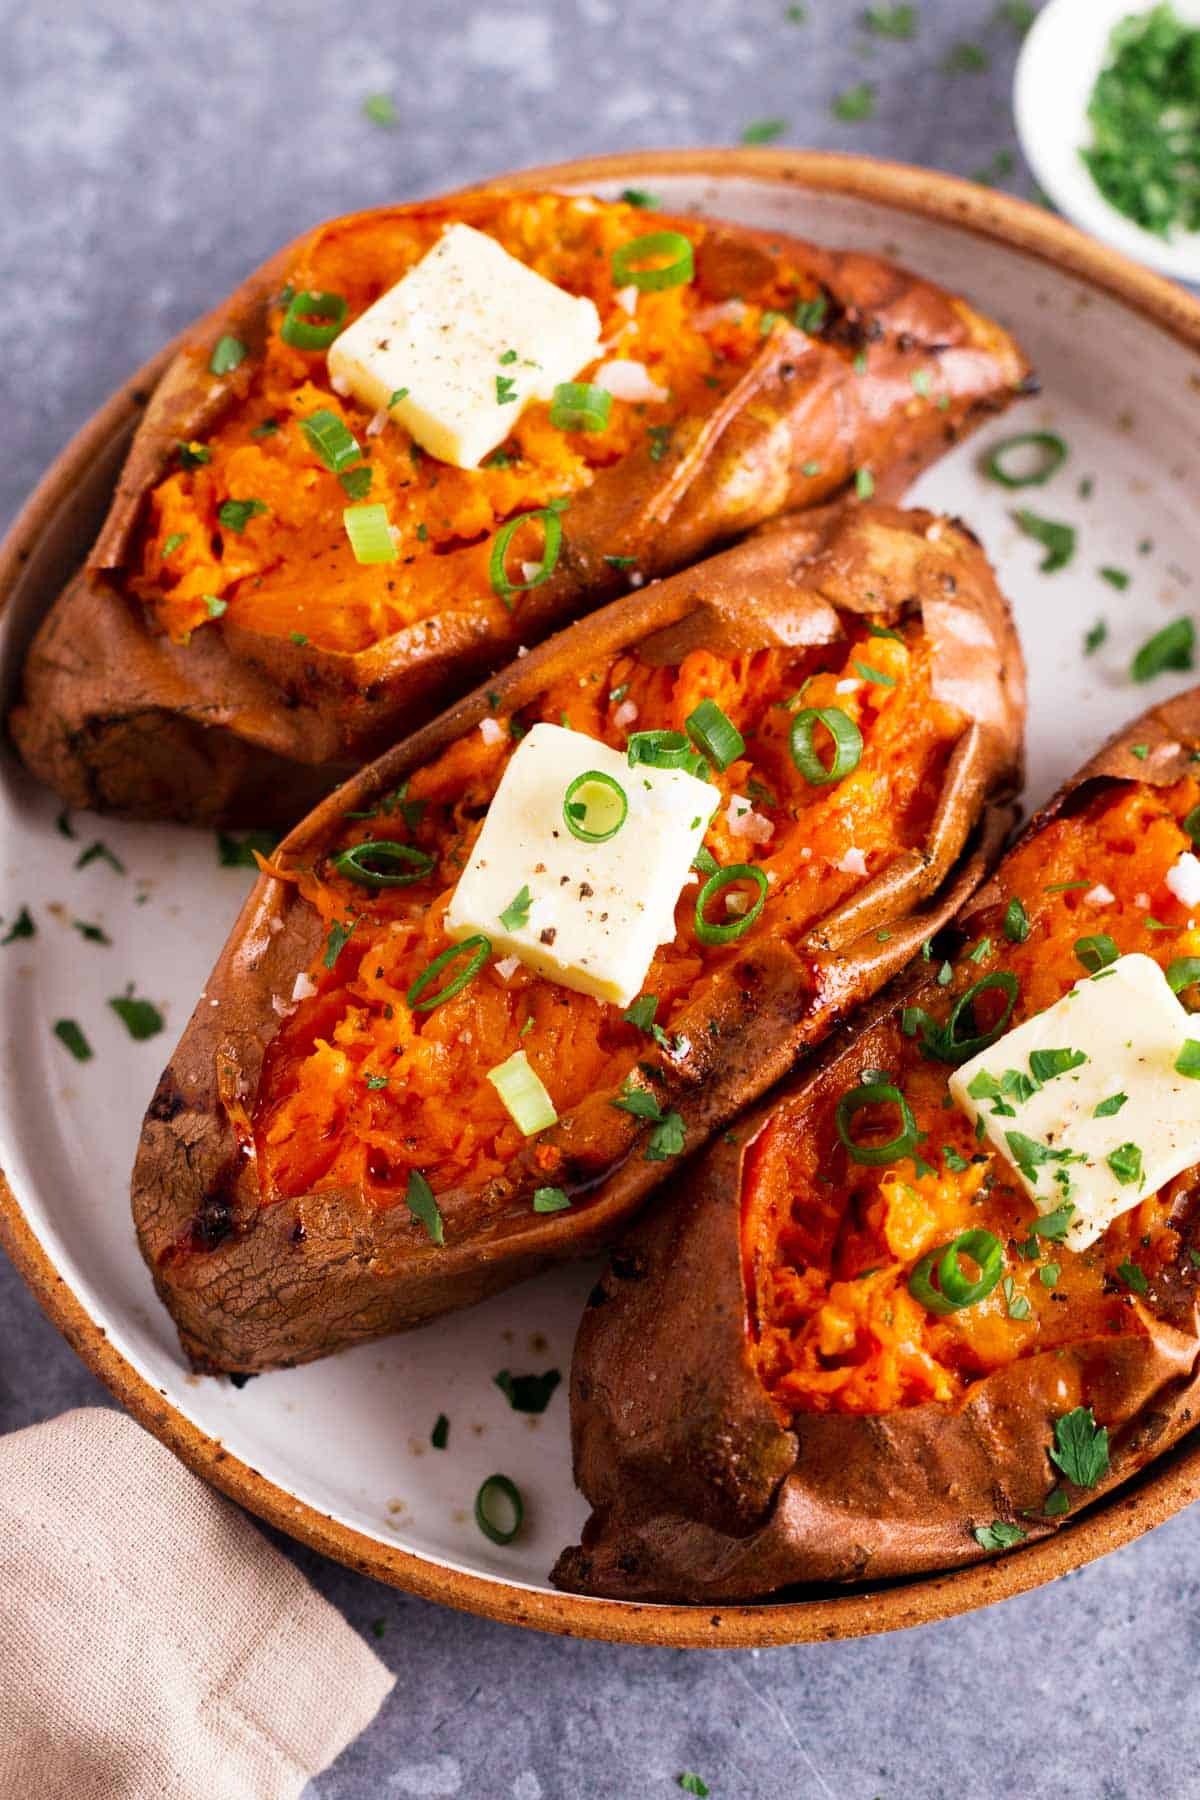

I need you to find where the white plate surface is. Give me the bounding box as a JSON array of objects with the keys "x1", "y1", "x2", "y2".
[{"x1": 3, "y1": 173, "x2": 1200, "y2": 1602}]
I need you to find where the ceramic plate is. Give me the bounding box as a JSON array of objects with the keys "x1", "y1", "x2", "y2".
[{"x1": 5, "y1": 152, "x2": 1200, "y2": 1647}]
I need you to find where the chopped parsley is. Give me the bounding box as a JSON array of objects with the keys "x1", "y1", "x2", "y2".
[
  {"x1": 1130, "y1": 616, "x2": 1195, "y2": 683},
  {"x1": 1014, "y1": 508, "x2": 1076, "y2": 573},
  {"x1": 852, "y1": 658, "x2": 894, "y2": 687},
  {"x1": 1099, "y1": 565, "x2": 1130, "y2": 590},
  {"x1": 863, "y1": 4, "x2": 917, "y2": 38},
  {"x1": 1, "y1": 906, "x2": 34, "y2": 945},
  {"x1": 533, "y1": 1186, "x2": 572, "y2": 1213},
  {"x1": 217, "y1": 829, "x2": 279, "y2": 868},
  {"x1": 944, "y1": 40, "x2": 990, "y2": 73},
  {"x1": 1028, "y1": 1047, "x2": 1087, "y2": 1082},
  {"x1": 362, "y1": 93, "x2": 398, "y2": 127},
  {"x1": 1106, "y1": 1141, "x2": 1143, "y2": 1186},
  {"x1": 1003, "y1": 1275, "x2": 1032, "y2": 1321},
  {"x1": 833, "y1": 82, "x2": 876, "y2": 121},
  {"x1": 1094, "y1": 1090, "x2": 1128, "y2": 1118},
  {"x1": 741, "y1": 117, "x2": 788, "y2": 143},
  {"x1": 405, "y1": 1168, "x2": 444, "y2": 1245},
  {"x1": 678, "y1": 1778, "x2": 710, "y2": 1798},
  {"x1": 109, "y1": 991, "x2": 164, "y2": 1041},
  {"x1": 217, "y1": 497, "x2": 268, "y2": 534},
  {"x1": 75, "y1": 840, "x2": 125, "y2": 875},
  {"x1": 1084, "y1": 619, "x2": 1108, "y2": 655},
  {"x1": 72, "y1": 920, "x2": 111, "y2": 945},
  {"x1": 495, "y1": 374, "x2": 518, "y2": 405},
  {"x1": 53, "y1": 1019, "x2": 93, "y2": 1062},
  {"x1": 973, "y1": 1519, "x2": 1026, "y2": 1551},
  {"x1": 1003, "y1": 897, "x2": 1030, "y2": 943},
  {"x1": 1082, "y1": 5, "x2": 1200, "y2": 238},
  {"x1": 1176, "y1": 1039, "x2": 1200, "y2": 1079},
  {"x1": 499, "y1": 885, "x2": 532, "y2": 931},
  {"x1": 323, "y1": 918, "x2": 357, "y2": 968},
  {"x1": 1050, "y1": 1405, "x2": 1110, "y2": 1488},
  {"x1": 620, "y1": 187, "x2": 661, "y2": 208},
  {"x1": 1117, "y1": 1257, "x2": 1149, "y2": 1295},
  {"x1": 494, "y1": 1368, "x2": 562, "y2": 1414}
]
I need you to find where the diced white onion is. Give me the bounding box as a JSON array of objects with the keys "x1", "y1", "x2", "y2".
[
  {"x1": 1167, "y1": 853, "x2": 1200, "y2": 908},
  {"x1": 614, "y1": 700, "x2": 639, "y2": 729},
  {"x1": 291, "y1": 971, "x2": 318, "y2": 1002},
  {"x1": 1084, "y1": 883, "x2": 1115, "y2": 907},
  {"x1": 837, "y1": 847, "x2": 868, "y2": 877},
  {"x1": 495, "y1": 956, "x2": 521, "y2": 982},
  {"x1": 615, "y1": 285, "x2": 638, "y2": 316},
  {"x1": 479, "y1": 716, "x2": 505, "y2": 746},
  {"x1": 726, "y1": 795, "x2": 774, "y2": 844},
  {"x1": 595, "y1": 358, "x2": 669, "y2": 403}
]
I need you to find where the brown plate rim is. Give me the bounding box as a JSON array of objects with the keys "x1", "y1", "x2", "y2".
[{"x1": 4, "y1": 146, "x2": 1200, "y2": 1648}]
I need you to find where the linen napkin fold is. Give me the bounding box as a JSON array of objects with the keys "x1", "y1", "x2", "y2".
[{"x1": 0, "y1": 1407, "x2": 394, "y2": 1800}]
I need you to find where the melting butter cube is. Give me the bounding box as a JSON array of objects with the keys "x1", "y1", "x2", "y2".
[
  {"x1": 326, "y1": 224, "x2": 602, "y2": 469},
  {"x1": 950, "y1": 953, "x2": 1200, "y2": 1251},
  {"x1": 444, "y1": 723, "x2": 718, "y2": 1008}
]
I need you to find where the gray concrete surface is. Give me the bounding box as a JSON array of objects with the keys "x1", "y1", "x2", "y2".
[{"x1": 5, "y1": 3, "x2": 1199, "y2": 1796}]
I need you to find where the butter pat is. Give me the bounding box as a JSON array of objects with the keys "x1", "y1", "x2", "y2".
[
  {"x1": 326, "y1": 224, "x2": 602, "y2": 469},
  {"x1": 445, "y1": 723, "x2": 717, "y2": 1008},
  {"x1": 950, "y1": 953, "x2": 1200, "y2": 1252}
]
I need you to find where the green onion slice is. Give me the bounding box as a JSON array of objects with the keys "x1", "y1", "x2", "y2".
[
  {"x1": 486, "y1": 1049, "x2": 558, "y2": 1135},
  {"x1": 280, "y1": 289, "x2": 348, "y2": 349},
  {"x1": 836, "y1": 1078, "x2": 920, "y2": 1167},
  {"x1": 343, "y1": 502, "x2": 397, "y2": 565},
  {"x1": 685, "y1": 698, "x2": 745, "y2": 772},
  {"x1": 694, "y1": 864, "x2": 768, "y2": 945},
  {"x1": 611, "y1": 230, "x2": 695, "y2": 292},
  {"x1": 789, "y1": 706, "x2": 863, "y2": 786},
  {"x1": 301, "y1": 408, "x2": 362, "y2": 474},
  {"x1": 548, "y1": 381, "x2": 612, "y2": 432},
  {"x1": 475, "y1": 1473, "x2": 524, "y2": 1544},
  {"x1": 626, "y1": 729, "x2": 703, "y2": 773},
  {"x1": 1074, "y1": 933, "x2": 1118, "y2": 974},
  {"x1": 489, "y1": 507, "x2": 563, "y2": 608},
  {"x1": 909, "y1": 1229, "x2": 1004, "y2": 1315},
  {"x1": 907, "y1": 971, "x2": 1019, "y2": 1065},
  {"x1": 1168, "y1": 957, "x2": 1200, "y2": 996},
  {"x1": 407, "y1": 936, "x2": 491, "y2": 1012},
  {"x1": 331, "y1": 839, "x2": 434, "y2": 887},
  {"x1": 563, "y1": 771, "x2": 627, "y2": 843},
  {"x1": 984, "y1": 432, "x2": 1068, "y2": 489}
]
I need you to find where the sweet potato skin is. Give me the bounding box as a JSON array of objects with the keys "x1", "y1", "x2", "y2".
[
  {"x1": 552, "y1": 690, "x2": 1200, "y2": 1604},
  {"x1": 11, "y1": 191, "x2": 1029, "y2": 826},
  {"x1": 130, "y1": 501, "x2": 1023, "y2": 1375}
]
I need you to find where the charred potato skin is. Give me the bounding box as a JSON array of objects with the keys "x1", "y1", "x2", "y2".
[
  {"x1": 131, "y1": 502, "x2": 1024, "y2": 1376},
  {"x1": 552, "y1": 691, "x2": 1200, "y2": 1605},
  {"x1": 11, "y1": 193, "x2": 1029, "y2": 826}
]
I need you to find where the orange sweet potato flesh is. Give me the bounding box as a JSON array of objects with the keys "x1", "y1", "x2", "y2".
[
  {"x1": 554, "y1": 690, "x2": 1200, "y2": 1603},
  {"x1": 11, "y1": 188, "x2": 1029, "y2": 826},
  {"x1": 130, "y1": 502, "x2": 1022, "y2": 1374}
]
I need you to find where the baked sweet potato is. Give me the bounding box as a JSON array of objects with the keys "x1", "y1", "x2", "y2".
[
  {"x1": 130, "y1": 500, "x2": 1023, "y2": 1374},
  {"x1": 11, "y1": 188, "x2": 1029, "y2": 827},
  {"x1": 554, "y1": 689, "x2": 1200, "y2": 1603}
]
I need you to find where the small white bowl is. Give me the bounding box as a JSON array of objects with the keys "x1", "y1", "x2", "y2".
[{"x1": 1015, "y1": 0, "x2": 1200, "y2": 282}]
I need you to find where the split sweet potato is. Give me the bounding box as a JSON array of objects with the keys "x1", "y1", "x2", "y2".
[
  {"x1": 554, "y1": 690, "x2": 1200, "y2": 1603},
  {"x1": 130, "y1": 500, "x2": 1023, "y2": 1375},
  {"x1": 12, "y1": 188, "x2": 1028, "y2": 826}
]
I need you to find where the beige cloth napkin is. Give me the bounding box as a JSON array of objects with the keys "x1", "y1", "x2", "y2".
[{"x1": 0, "y1": 1407, "x2": 395, "y2": 1800}]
